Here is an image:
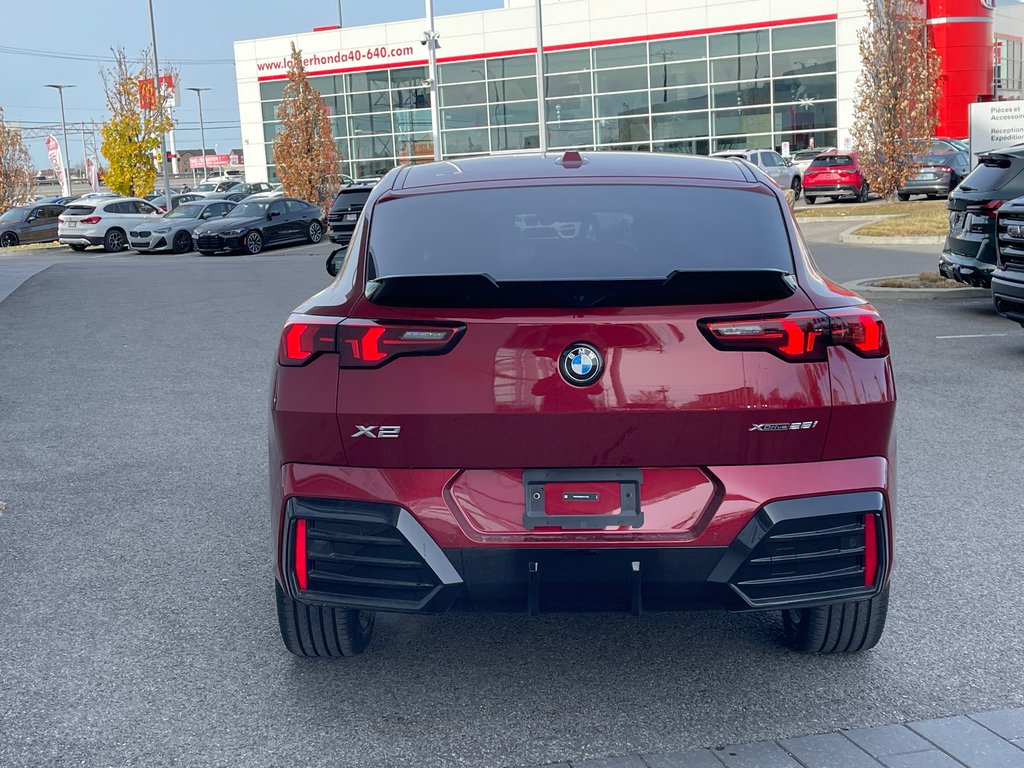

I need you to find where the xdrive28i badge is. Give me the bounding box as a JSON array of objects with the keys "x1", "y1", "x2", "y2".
[{"x1": 559, "y1": 343, "x2": 604, "y2": 387}]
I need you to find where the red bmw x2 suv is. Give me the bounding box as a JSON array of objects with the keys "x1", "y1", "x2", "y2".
[{"x1": 269, "y1": 151, "x2": 895, "y2": 657}]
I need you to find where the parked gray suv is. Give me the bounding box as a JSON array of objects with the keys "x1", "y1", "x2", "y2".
[{"x1": 711, "y1": 149, "x2": 803, "y2": 200}]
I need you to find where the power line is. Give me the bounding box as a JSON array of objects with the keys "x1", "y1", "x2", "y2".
[{"x1": 0, "y1": 44, "x2": 233, "y2": 66}]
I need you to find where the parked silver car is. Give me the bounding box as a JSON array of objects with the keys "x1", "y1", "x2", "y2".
[
  {"x1": 711, "y1": 148, "x2": 803, "y2": 200},
  {"x1": 129, "y1": 198, "x2": 236, "y2": 254}
]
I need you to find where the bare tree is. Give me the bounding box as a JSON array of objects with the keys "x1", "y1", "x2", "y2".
[
  {"x1": 273, "y1": 44, "x2": 339, "y2": 212},
  {"x1": 100, "y1": 47, "x2": 174, "y2": 198},
  {"x1": 0, "y1": 109, "x2": 35, "y2": 211},
  {"x1": 851, "y1": 0, "x2": 942, "y2": 200}
]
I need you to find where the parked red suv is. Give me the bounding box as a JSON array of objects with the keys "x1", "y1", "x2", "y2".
[
  {"x1": 803, "y1": 151, "x2": 870, "y2": 204},
  {"x1": 270, "y1": 152, "x2": 895, "y2": 657}
]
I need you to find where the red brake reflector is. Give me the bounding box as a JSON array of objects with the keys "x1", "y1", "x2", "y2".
[
  {"x1": 295, "y1": 519, "x2": 308, "y2": 591},
  {"x1": 863, "y1": 513, "x2": 877, "y2": 587}
]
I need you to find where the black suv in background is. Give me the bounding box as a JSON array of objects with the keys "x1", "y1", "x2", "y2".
[
  {"x1": 941, "y1": 147, "x2": 1024, "y2": 287},
  {"x1": 993, "y1": 198, "x2": 1024, "y2": 328},
  {"x1": 327, "y1": 184, "x2": 373, "y2": 246}
]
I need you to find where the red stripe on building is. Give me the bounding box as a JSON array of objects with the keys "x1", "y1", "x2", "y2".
[{"x1": 255, "y1": 13, "x2": 838, "y2": 82}]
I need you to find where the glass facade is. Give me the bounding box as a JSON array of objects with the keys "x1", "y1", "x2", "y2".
[{"x1": 258, "y1": 21, "x2": 838, "y2": 180}]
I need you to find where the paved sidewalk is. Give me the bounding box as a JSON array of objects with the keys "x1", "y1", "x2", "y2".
[{"x1": 533, "y1": 708, "x2": 1024, "y2": 768}]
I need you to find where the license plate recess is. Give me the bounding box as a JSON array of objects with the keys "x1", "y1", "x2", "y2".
[{"x1": 522, "y1": 468, "x2": 643, "y2": 530}]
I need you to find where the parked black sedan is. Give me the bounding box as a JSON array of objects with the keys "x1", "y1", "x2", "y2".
[
  {"x1": 192, "y1": 198, "x2": 325, "y2": 255},
  {"x1": 0, "y1": 203, "x2": 65, "y2": 247},
  {"x1": 898, "y1": 151, "x2": 970, "y2": 200}
]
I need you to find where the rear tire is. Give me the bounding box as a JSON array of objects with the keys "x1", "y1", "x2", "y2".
[
  {"x1": 172, "y1": 230, "x2": 192, "y2": 254},
  {"x1": 0, "y1": 231, "x2": 18, "y2": 248},
  {"x1": 790, "y1": 177, "x2": 802, "y2": 201},
  {"x1": 805, "y1": 195, "x2": 816, "y2": 205},
  {"x1": 857, "y1": 182, "x2": 870, "y2": 203},
  {"x1": 275, "y1": 581, "x2": 375, "y2": 657},
  {"x1": 103, "y1": 228, "x2": 127, "y2": 252},
  {"x1": 782, "y1": 585, "x2": 889, "y2": 654},
  {"x1": 897, "y1": 193, "x2": 910, "y2": 202}
]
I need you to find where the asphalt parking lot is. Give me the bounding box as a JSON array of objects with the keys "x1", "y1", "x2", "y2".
[{"x1": 0, "y1": 235, "x2": 1022, "y2": 768}]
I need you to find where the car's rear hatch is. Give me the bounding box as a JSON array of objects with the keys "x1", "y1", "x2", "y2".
[
  {"x1": 946, "y1": 152, "x2": 1024, "y2": 260},
  {"x1": 335, "y1": 182, "x2": 834, "y2": 472},
  {"x1": 58, "y1": 205, "x2": 98, "y2": 230}
]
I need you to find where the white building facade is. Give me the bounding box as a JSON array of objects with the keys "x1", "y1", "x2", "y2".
[{"x1": 234, "y1": 0, "x2": 877, "y2": 183}]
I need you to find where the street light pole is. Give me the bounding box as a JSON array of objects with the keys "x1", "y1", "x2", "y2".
[
  {"x1": 535, "y1": 0, "x2": 547, "y2": 154},
  {"x1": 425, "y1": 0, "x2": 442, "y2": 162},
  {"x1": 147, "y1": 0, "x2": 173, "y2": 205},
  {"x1": 187, "y1": 87, "x2": 211, "y2": 181},
  {"x1": 337, "y1": 0, "x2": 343, "y2": 26},
  {"x1": 44, "y1": 84, "x2": 74, "y2": 194}
]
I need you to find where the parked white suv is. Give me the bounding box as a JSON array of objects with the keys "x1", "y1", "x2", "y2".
[
  {"x1": 58, "y1": 197, "x2": 163, "y2": 252},
  {"x1": 711, "y1": 148, "x2": 803, "y2": 200}
]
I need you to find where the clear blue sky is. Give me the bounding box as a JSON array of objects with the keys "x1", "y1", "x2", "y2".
[{"x1": 2, "y1": 0, "x2": 502, "y2": 168}]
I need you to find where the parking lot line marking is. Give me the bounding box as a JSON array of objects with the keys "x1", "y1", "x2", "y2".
[{"x1": 935, "y1": 333, "x2": 1009, "y2": 339}]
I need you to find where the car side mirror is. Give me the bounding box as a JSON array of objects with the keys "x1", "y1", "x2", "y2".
[
  {"x1": 222, "y1": 211, "x2": 230, "y2": 217},
  {"x1": 269, "y1": 210, "x2": 281, "y2": 219},
  {"x1": 326, "y1": 246, "x2": 346, "y2": 277}
]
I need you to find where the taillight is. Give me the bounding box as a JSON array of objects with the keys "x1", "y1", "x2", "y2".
[
  {"x1": 967, "y1": 199, "x2": 1004, "y2": 219},
  {"x1": 700, "y1": 308, "x2": 888, "y2": 362},
  {"x1": 278, "y1": 321, "x2": 338, "y2": 366},
  {"x1": 336, "y1": 319, "x2": 464, "y2": 368},
  {"x1": 80, "y1": 216, "x2": 101, "y2": 224},
  {"x1": 825, "y1": 308, "x2": 890, "y2": 357}
]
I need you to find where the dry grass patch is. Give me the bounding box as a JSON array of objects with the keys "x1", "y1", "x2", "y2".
[
  {"x1": 796, "y1": 198, "x2": 949, "y2": 237},
  {"x1": 870, "y1": 272, "x2": 960, "y2": 289}
]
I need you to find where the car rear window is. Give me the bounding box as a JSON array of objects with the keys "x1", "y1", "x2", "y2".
[
  {"x1": 959, "y1": 157, "x2": 1024, "y2": 192},
  {"x1": 62, "y1": 205, "x2": 96, "y2": 216},
  {"x1": 809, "y1": 155, "x2": 854, "y2": 168},
  {"x1": 331, "y1": 190, "x2": 371, "y2": 213},
  {"x1": 368, "y1": 185, "x2": 792, "y2": 283}
]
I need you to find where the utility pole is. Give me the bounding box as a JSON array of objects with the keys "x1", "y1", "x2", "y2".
[
  {"x1": 147, "y1": 0, "x2": 173, "y2": 205},
  {"x1": 187, "y1": 87, "x2": 211, "y2": 181},
  {"x1": 337, "y1": 0, "x2": 343, "y2": 26},
  {"x1": 535, "y1": 0, "x2": 547, "y2": 154},
  {"x1": 425, "y1": 0, "x2": 442, "y2": 161},
  {"x1": 44, "y1": 84, "x2": 74, "y2": 194}
]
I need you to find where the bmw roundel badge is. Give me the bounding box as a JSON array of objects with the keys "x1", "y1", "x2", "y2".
[{"x1": 559, "y1": 343, "x2": 604, "y2": 387}]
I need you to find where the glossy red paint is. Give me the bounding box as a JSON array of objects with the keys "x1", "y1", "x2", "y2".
[
  {"x1": 926, "y1": 0, "x2": 994, "y2": 138},
  {"x1": 269, "y1": 152, "x2": 896, "y2": 609}
]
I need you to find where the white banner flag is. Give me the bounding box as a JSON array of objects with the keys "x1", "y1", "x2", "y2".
[
  {"x1": 45, "y1": 134, "x2": 70, "y2": 197},
  {"x1": 85, "y1": 157, "x2": 99, "y2": 192}
]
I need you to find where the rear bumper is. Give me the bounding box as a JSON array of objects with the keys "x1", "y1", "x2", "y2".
[
  {"x1": 992, "y1": 268, "x2": 1024, "y2": 326},
  {"x1": 275, "y1": 460, "x2": 893, "y2": 615},
  {"x1": 804, "y1": 183, "x2": 859, "y2": 198},
  {"x1": 939, "y1": 246, "x2": 995, "y2": 286},
  {"x1": 899, "y1": 181, "x2": 950, "y2": 196},
  {"x1": 59, "y1": 234, "x2": 103, "y2": 246}
]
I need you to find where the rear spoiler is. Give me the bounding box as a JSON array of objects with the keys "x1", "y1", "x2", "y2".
[{"x1": 364, "y1": 269, "x2": 798, "y2": 308}]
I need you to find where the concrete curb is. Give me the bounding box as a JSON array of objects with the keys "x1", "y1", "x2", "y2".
[{"x1": 843, "y1": 275, "x2": 990, "y2": 300}]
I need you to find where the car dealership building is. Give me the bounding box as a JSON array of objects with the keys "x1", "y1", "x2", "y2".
[{"x1": 234, "y1": 0, "x2": 1002, "y2": 182}]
